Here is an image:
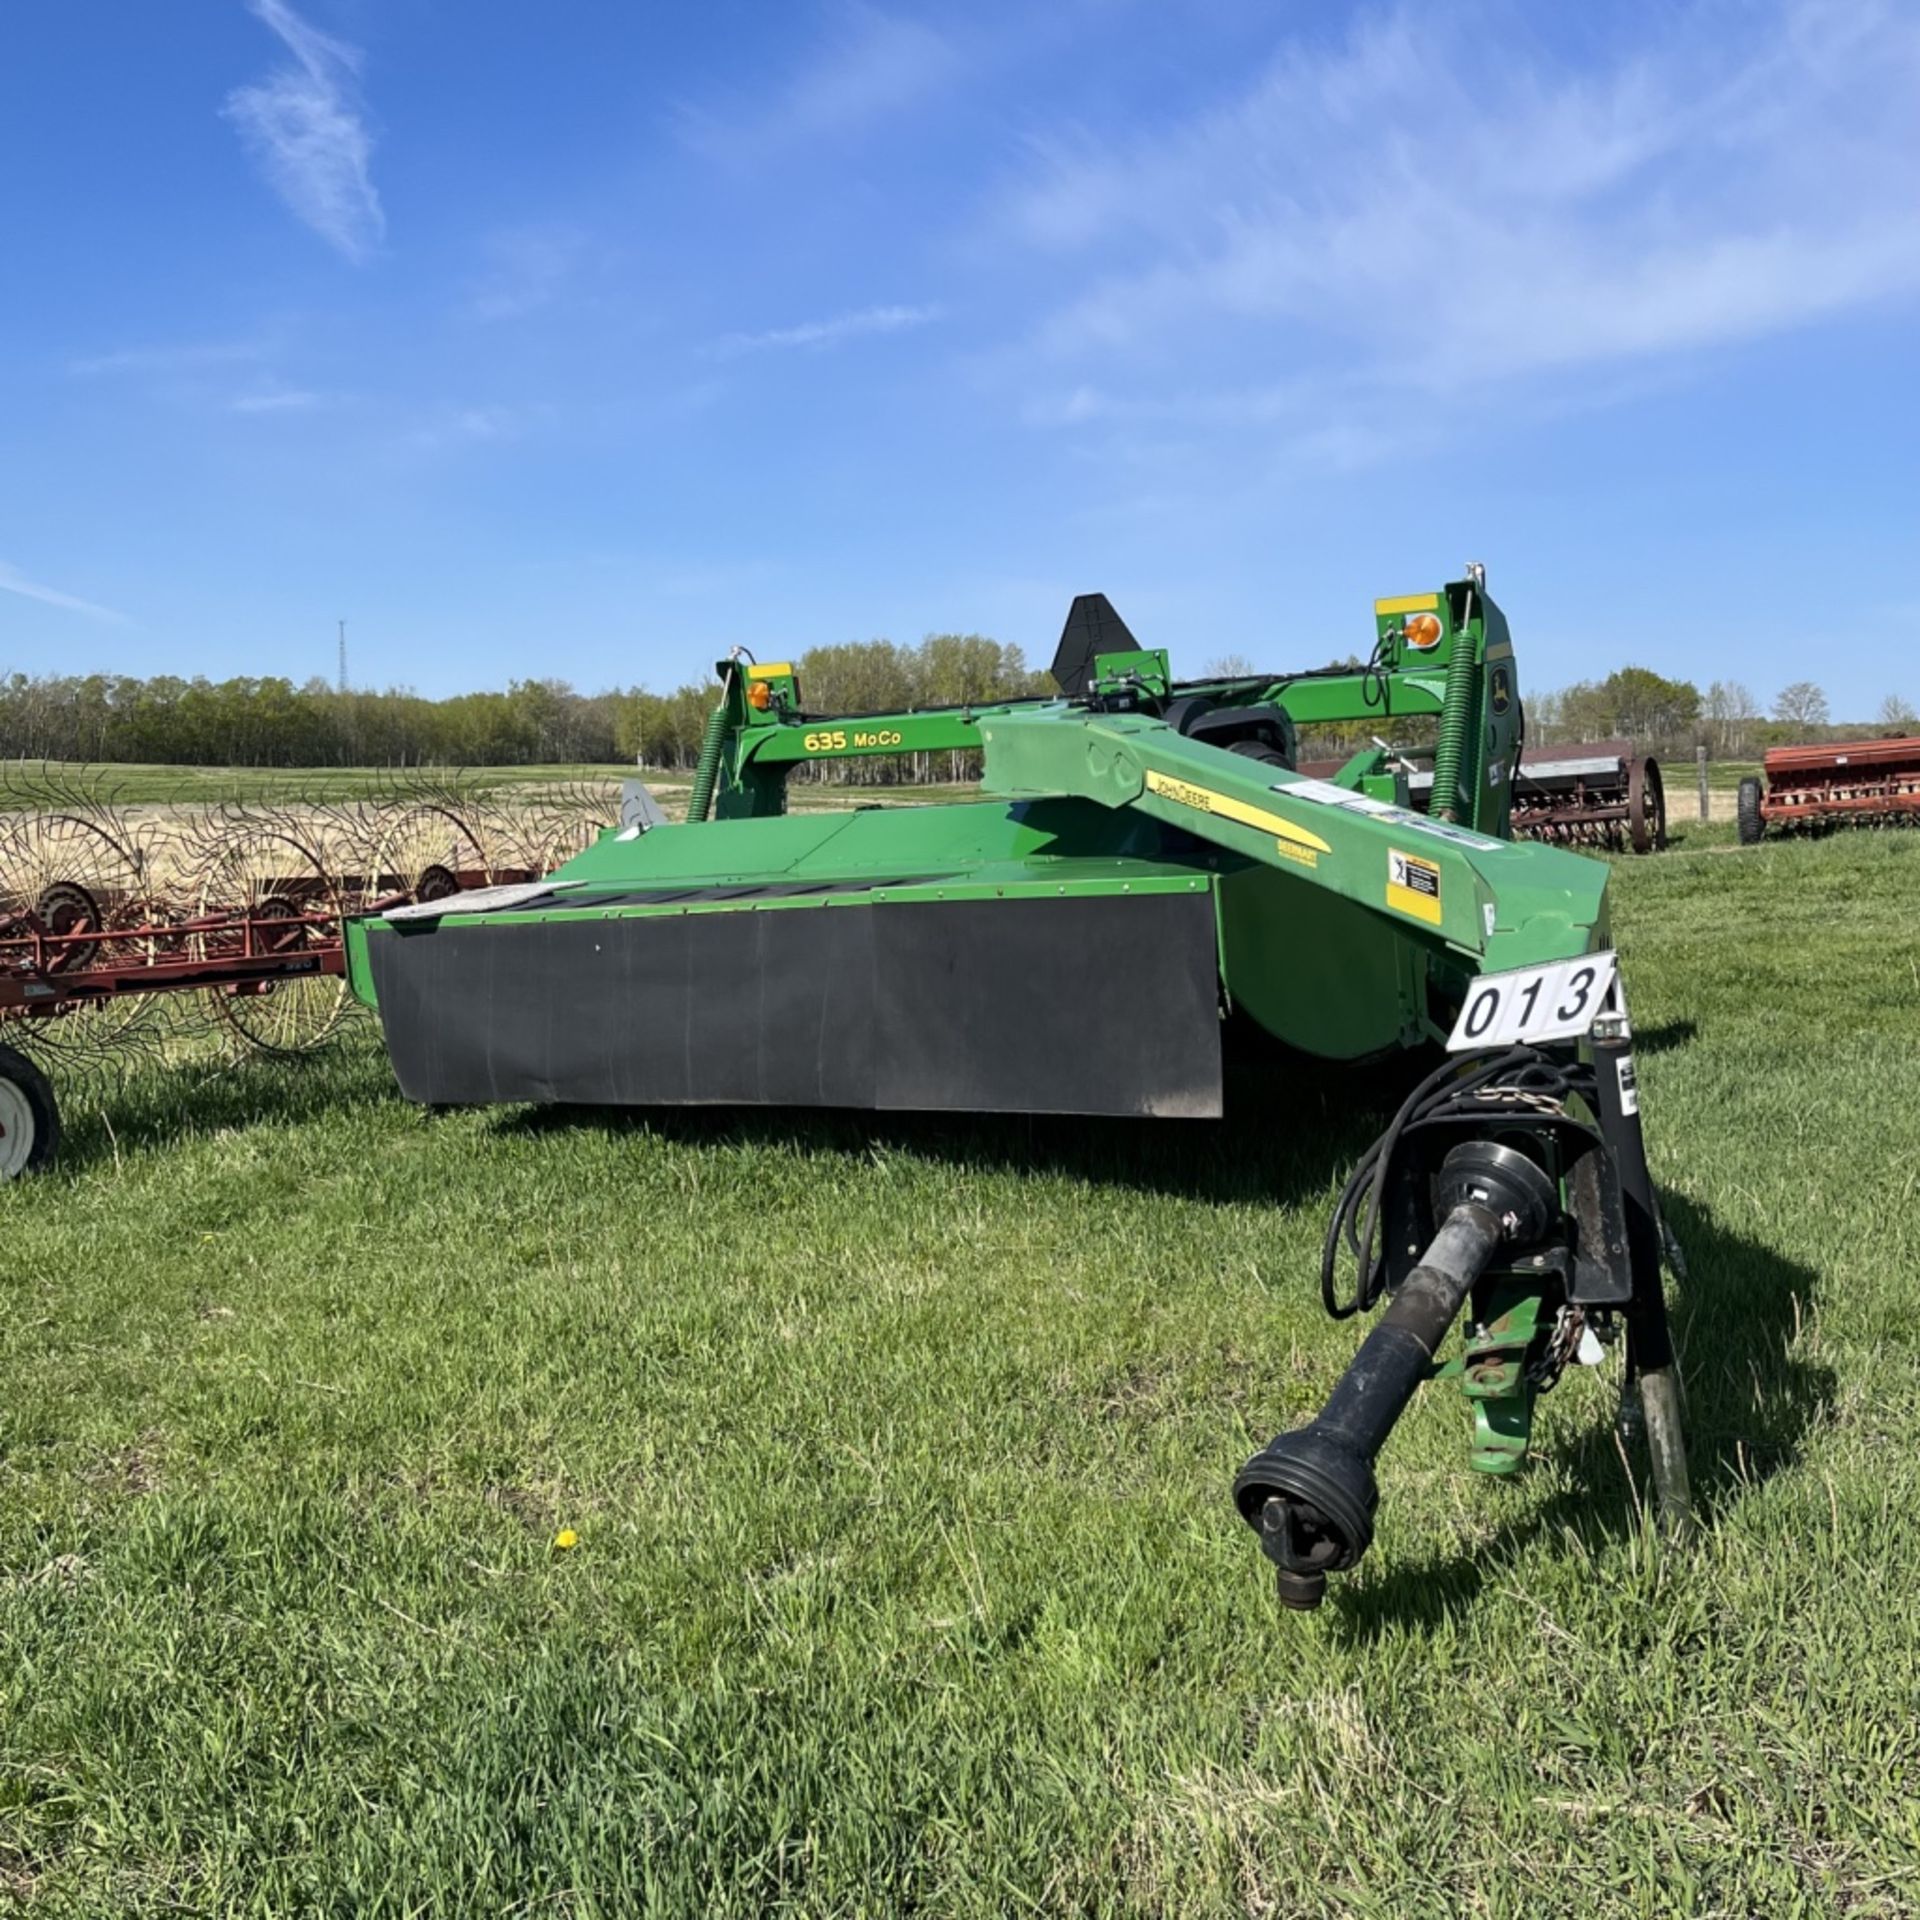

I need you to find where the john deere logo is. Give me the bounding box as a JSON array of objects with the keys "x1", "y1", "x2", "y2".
[{"x1": 1490, "y1": 666, "x2": 1512, "y2": 714}]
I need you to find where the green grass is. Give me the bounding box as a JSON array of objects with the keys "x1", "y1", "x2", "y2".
[{"x1": 4, "y1": 832, "x2": 1920, "y2": 1915}]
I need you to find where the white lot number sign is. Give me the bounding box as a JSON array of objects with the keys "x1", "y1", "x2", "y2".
[{"x1": 1446, "y1": 951, "x2": 1620, "y2": 1053}]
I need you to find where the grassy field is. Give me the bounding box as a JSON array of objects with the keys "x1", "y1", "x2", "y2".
[
  {"x1": 4, "y1": 824, "x2": 1919, "y2": 1915},
  {"x1": 0, "y1": 761, "x2": 981, "y2": 822},
  {"x1": 0, "y1": 752, "x2": 1764, "y2": 827},
  {"x1": 0, "y1": 752, "x2": 1770, "y2": 805},
  {"x1": 0, "y1": 762, "x2": 644, "y2": 808}
]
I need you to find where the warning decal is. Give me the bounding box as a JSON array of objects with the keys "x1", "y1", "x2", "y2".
[
  {"x1": 1616, "y1": 1056, "x2": 1639, "y2": 1116},
  {"x1": 1387, "y1": 849, "x2": 1442, "y2": 925}
]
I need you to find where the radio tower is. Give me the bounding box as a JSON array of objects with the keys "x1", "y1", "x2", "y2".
[{"x1": 337, "y1": 618, "x2": 348, "y2": 694}]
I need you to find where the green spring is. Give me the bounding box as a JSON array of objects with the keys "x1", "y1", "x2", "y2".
[
  {"x1": 1428, "y1": 638, "x2": 1480, "y2": 824},
  {"x1": 684, "y1": 689, "x2": 732, "y2": 824}
]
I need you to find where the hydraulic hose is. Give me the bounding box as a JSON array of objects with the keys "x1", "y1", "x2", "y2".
[
  {"x1": 684, "y1": 673, "x2": 735, "y2": 825},
  {"x1": 1320, "y1": 1044, "x2": 1597, "y2": 1320}
]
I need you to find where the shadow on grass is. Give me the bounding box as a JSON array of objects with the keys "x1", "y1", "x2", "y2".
[
  {"x1": 488, "y1": 1020, "x2": 1426, "y2": 1213},
  {"x1": 34, "y1": 1035, "x2": 390, "y2": 1180},
  {"x1": 1330, "y1": 1189, "x2": 1833, "y2": 1635},
  {"x1": 1632, "y1": 1016, "x2": 1698, "y2": 1056},
  {"x1": 36, "y1": 1010, "x2": 1413, "y2": 1213}
]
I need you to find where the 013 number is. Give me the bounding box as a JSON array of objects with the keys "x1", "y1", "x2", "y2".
[{"x1": 1446, "y1": 951, "x2": 1620, "y2": 1053}]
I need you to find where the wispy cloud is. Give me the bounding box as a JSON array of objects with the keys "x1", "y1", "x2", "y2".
[
  {"x1": 0, "y1": 562, "x2": 130, "y2": 626},
  {"x1": 676, "y1": 6, "x2": 957, "y2": 161},
  {"x1": 224, "y1": 0, "x2": 384, "y2": 263},
  {"x1": 229, "y1": 384, "x2": 326, "y2": 414},
  {"x1": 466, "y1": 225, "x2": 590, "y2": 323},
  {"x1": 69, "y1": 339, "x2": 267, "y2": 377},
  {"x1": 399, "y1": 405, "x2": 529, "y2": 452},
  {"x1": 715, "y1": 303, "x2": 942, "y2": 356},
  {"x1": 69, "y1": 341, "x2": 331, "y2": 418},
  {"x1": 999, "y1": 1, "x2": 1920, "y2": 442}
]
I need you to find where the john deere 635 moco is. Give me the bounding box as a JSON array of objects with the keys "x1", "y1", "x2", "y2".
[{"x1": 333, "y1": 566, "x2": 1694, "y2": 1604}]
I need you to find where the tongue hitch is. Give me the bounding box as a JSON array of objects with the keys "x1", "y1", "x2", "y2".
[
  {"x1": 1234, "y1": 1024, "x2": 1693, "y2": 1610},
  {"x1": 1235, "y1": 1141, "x2": 1557, "y2": 1609}
]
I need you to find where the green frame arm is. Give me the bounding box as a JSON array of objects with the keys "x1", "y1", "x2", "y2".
[{"x1": 701, "y1": 573, "x2": 1524, "y2": 842}]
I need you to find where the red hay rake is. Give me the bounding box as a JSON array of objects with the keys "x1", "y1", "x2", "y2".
[{"x1": 0, "y1": 767, "x2": 619, "y2": 1171}]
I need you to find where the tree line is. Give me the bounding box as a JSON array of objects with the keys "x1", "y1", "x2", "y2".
[
  {"x1": 0, "y1": 633, "x2": 1042, "y2": 780},
  {"x1": 1527, "y1": 668, "x2": 1918, "y2": 756},
  {"x1": 2, "y1": 640, "x2": 1910, "y2": 774}
]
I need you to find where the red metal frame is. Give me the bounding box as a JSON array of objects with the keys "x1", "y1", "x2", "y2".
[
  {"x1": 1299, "y1": 739, "x2": 1663, "y2": 853},
  {"x1": 1508, "y1": 739, "x2": 1664, "y2": 854},
  {"x1": 0, "y1": 902, "x2": 353, "y2": 1018},
  {"x1": 1759, "y1": 735, "x2": 1920, "y2": 826},
  {"x1": 1, "y1": 865, "x2": 533, "y2": 1023}
]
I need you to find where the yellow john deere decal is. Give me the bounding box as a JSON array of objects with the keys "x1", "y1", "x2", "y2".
[
  {"x1": 1386, "y1": 848, "x2": 1443, "y2": 925},
  {"x1": 1374, "y1": 593, "x2": 1441, "y2": 618},
  {"x1": 1144, "y1": 770, "x2": 1331, "y2": 868}
]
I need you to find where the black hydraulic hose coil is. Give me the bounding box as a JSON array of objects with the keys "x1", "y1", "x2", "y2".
[{"x1": 1321, "y1": 1045, "x2": 1598, "y2": 1320}]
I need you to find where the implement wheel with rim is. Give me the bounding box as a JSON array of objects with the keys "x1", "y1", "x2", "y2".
[
  {"x1": 1628, "y1": 755, "x2": 1667, "y2": 854},
  {"x1": 0, "y1": 1043, "x2": 59, "y2": 1181}
]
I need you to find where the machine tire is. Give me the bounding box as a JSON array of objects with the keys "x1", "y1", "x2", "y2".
[
  {"x1": 1736, "y1": 776, "x2": 1765, "y2": 845},
  {"x1": 0, "y1": 1043, "x2": 59, "y2": 1181},
  {"x1": 1230, "y1": 738, "x2": 1294, "y2": 771},
  {"x1": 1161, "y1": 694, "x2": 1217, "y2": 738}
]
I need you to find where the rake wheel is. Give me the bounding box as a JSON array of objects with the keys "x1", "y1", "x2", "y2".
[
  {"x1": 0, "y1": 810, "x2": 165, "y2": 1061},
  {"x1": 193, "y1": 823, "x2": 350, "y2": 1058},
  {"x1": 369, "y1": 798, "x2": 501, "y2": 904},
  {"x1": 494, "y1": 779, "x2": 621, "y2": 879}
]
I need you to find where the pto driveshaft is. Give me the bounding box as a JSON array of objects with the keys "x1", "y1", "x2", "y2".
[{"x1": 1234, "y1": 1141, "x2": 1558, "y2": 1609}]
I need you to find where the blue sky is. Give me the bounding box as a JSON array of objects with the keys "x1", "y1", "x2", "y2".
[{"x1": 1, "y1": 0, "x2": 1916, "y2": 715}]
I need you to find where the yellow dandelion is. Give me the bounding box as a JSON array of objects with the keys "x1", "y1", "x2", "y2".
[{"x1": 552, "y1": 1528, "x2": 579, "y2": 1551}]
